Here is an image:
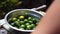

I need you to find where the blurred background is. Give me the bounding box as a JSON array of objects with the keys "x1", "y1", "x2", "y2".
[
  {"x1": 0, "y1": 0, "x2": 53, "y2": 34},
  {"x1": 0, "y1": 0, "x2": 52, "y2": 19}
]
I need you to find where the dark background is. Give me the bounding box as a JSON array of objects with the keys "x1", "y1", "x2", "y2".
[{"x1": 0, "y1": 0, "x2": 53, "y2": 19}]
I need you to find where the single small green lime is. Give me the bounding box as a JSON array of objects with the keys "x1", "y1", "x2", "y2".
[
  {"x1": 31, "y1": 24, "x2": 35, "y2": 27},
  {"x1": 12, "y1": 17, "x2": 17, "y2": 21},
  {"x1": 24, "y1": 19, "x2": 28, "y2": 22},
  {"x1": 26, "y1": 23, "x2": 30, "y2": 26},
  {"x1": 14, "y1": 21, "x2": 20, "y2": 26},
  {"x1": 27, "y1": 25, "x2": 31, "y2": 29},
  {"x1": 32, "y1": 18, "x2": 36, "y2": 21},
  {"x1": 20, "y1": 25, "x2": 25, "y2": 28},
  {"x1": 28, "y1": 21, "x2": 33, "y2": 24},
  {"x1": 28, "y1": 17, "x2": 32, "y2": 20},
  {"x1": 20, "y1": 21, "x2": 25, "y2": 24}
]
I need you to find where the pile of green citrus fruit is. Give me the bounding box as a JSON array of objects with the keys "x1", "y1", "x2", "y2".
[{"x1": 9, "y1": 13, "x2": 39, "y2": 30}]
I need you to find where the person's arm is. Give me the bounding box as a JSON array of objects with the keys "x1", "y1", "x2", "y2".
[{"x1": 31, "y1": 0, "x2": 60, "y2": 34}]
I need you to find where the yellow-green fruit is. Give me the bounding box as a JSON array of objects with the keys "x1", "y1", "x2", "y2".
[
  {"x1": 28, "y1": 17, "x2": 32, "y2": 20},
  {"x1": 20, "y1": 25, "x2": 25, "y2": 28},
  {"x1": 19, "y1": 16, "x2": 24, "y2": 19},
  {"x1": 27, "y1": 25, "x2": 31, "y2": 29},
  {"x1": 12, "y1": 18, "x2": 17, "y2": 21}
]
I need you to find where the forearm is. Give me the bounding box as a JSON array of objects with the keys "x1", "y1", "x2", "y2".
[{"x1": 31, "y1": 0, "x2": 60, "y2": 34}]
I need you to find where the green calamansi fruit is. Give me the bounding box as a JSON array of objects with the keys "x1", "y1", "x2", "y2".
[
  {"x1": 30, "y1": 24, "x2": 35, "y2": 30},
  {"x1": 24, "y1": 19, "x2": 28, "y2": 22},
  {"x1": 31, "y1": 24, "x2": 35, "y2": 28},
  {"x1": 14, "y1": 21, "x2": 20, "y2": 26},
  {"x1": 26, "y1": 25, "x2": 32, "y2": 30},
  {"x1": 28, "y1": 21, "x2": 33, "y2": 24},
  {"x1": 32, "y1": 18, "x2": 39, "y2": 25},
  {"x1": 32, "y1": 18, "x2": 36, "y2": 21},
  {"x1": 28, "y1": 17, "x2": 32, "y2": 20},
  {"x1": 32, "y1": 18, "x2": 38, "y2": 24},
  {"x1": 9, "y1": 13, "x2": 39, "y2": 30},
  {"x1": 20, "y1": 21, "x2": 25, "y2": 24},
  {"x1": 26, "y1": 23, "x2": 30, "y2": 26},
  {"x1": 12, "y1": 17, "x2": 17, "y2": 21},
  {"x1": 20, "y1": 25, "x2": 25, "y2": 28},
  {"x1": 10, "y1": 0, "x2": 19, "y2": 4},
  {"x1": 33, "y1": 18, "x2": 39, "y2": 22}
]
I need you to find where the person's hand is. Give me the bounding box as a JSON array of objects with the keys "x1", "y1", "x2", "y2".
[{"x1": 31, "y1": 0, "x2": 60, "y2": 34}]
